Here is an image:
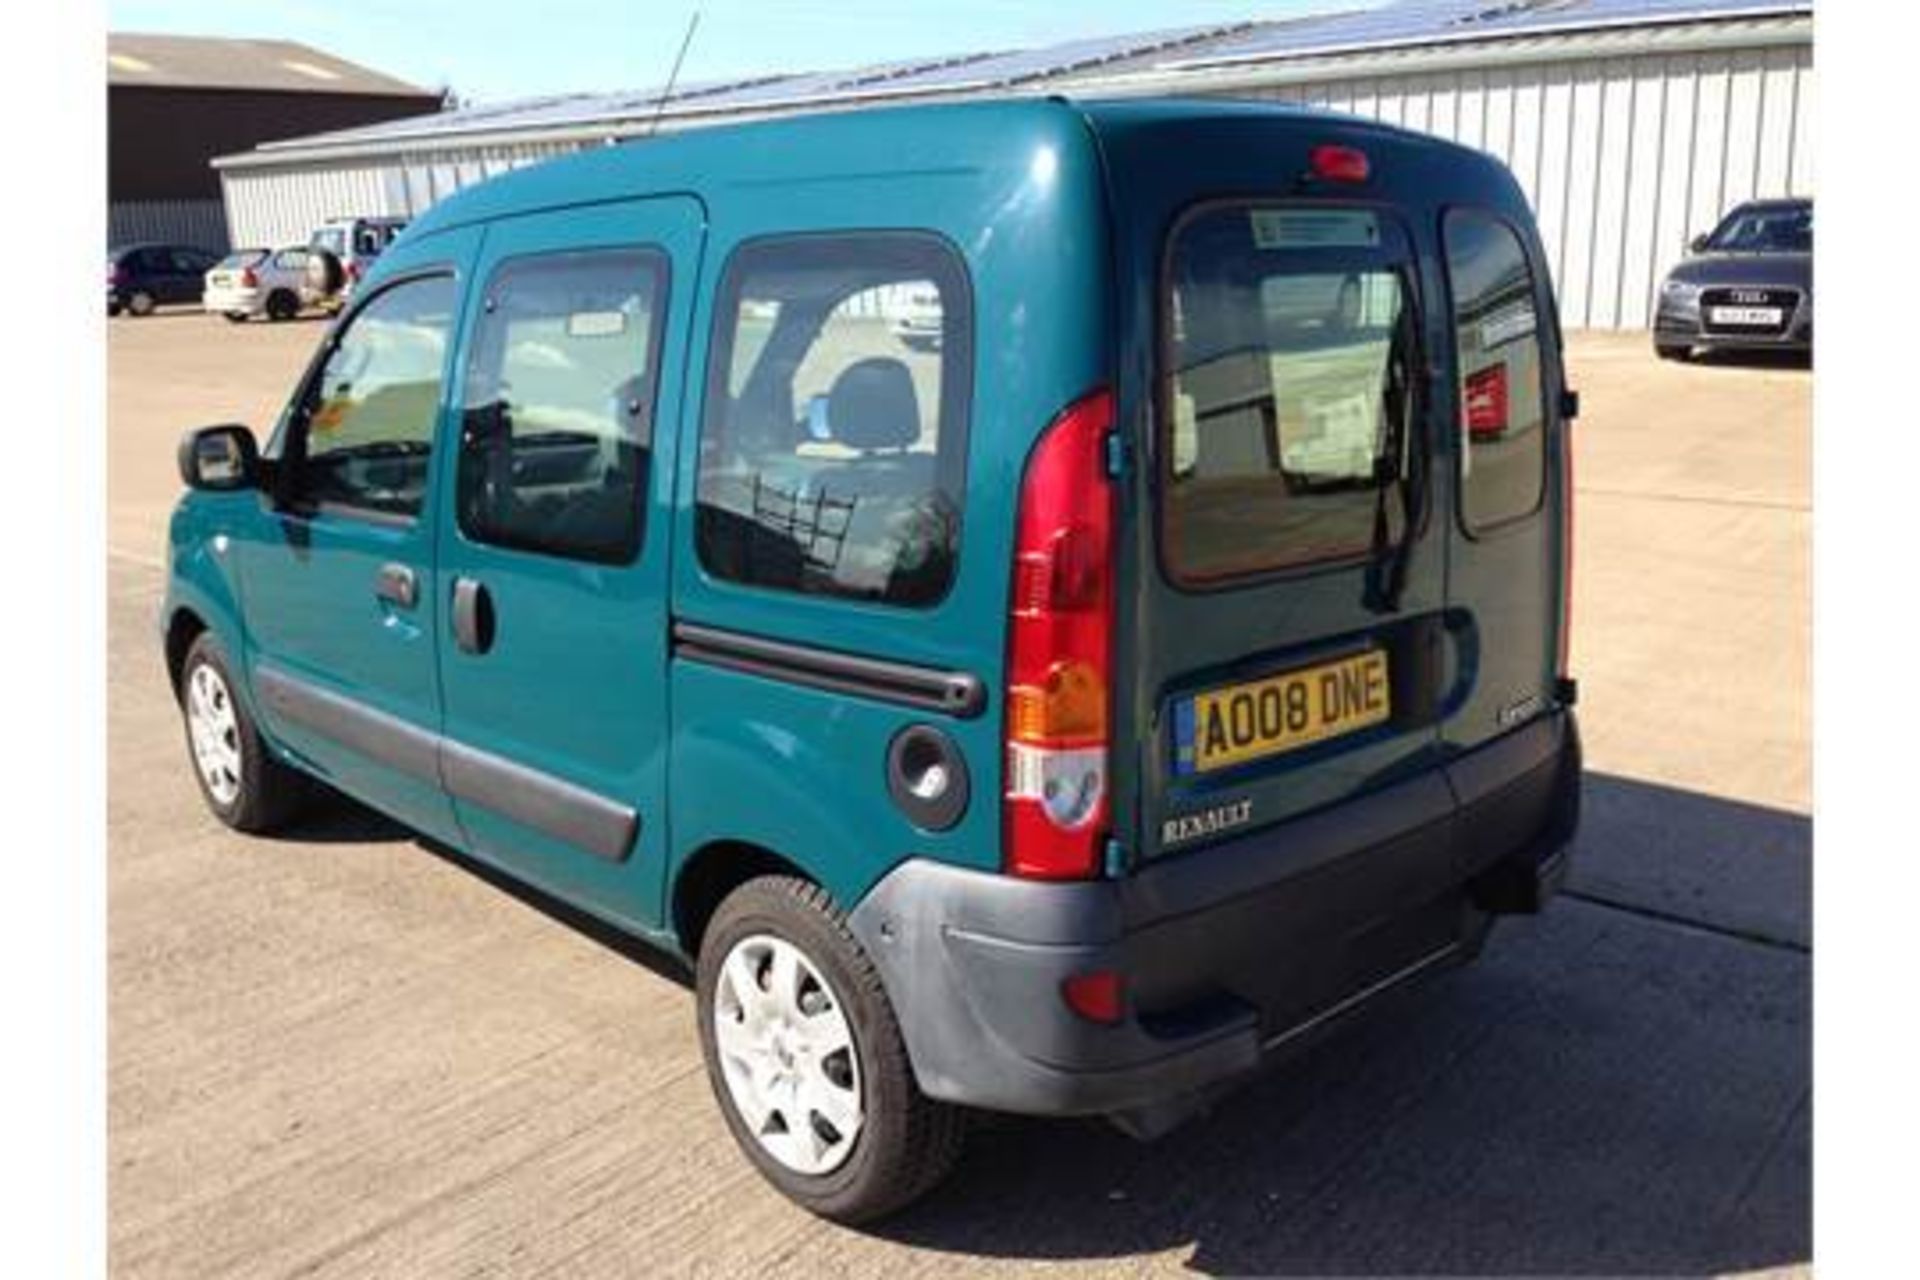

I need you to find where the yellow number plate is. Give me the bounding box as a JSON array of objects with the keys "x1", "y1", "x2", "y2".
[{"x1": 1175, "y1": 650, "x2": 1390, "y2": 775}]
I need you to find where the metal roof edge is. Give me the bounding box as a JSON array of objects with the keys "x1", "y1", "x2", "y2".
[
  {"x1": 1160, "y1": 2, "x2": 1813, "y2": 72},
  {"x1": 210, "y1": 90, "x2": 1057, "y2": 172},
  {"x1": 1058, "y1": 12, "x2": 1811, "y2": 97}
]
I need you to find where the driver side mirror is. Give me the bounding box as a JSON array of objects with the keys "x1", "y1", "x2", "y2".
[
  {"x1": 177, "y1": 424, "x2": 261, "y2": 491},
  {"x1": 1688, "y1": 233, "x2": 1710, "y2": 254}
]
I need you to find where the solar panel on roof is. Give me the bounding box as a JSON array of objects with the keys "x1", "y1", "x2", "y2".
[
  {"x1": 647, "y1": 60, "x2": 953, "y2": 116},
  {"x1": 1163, "y1": 0, "x2": 1810, "y2": 70},
  {"x1": 859, "y1": 21, "x2": 1253, "y2": 95}
]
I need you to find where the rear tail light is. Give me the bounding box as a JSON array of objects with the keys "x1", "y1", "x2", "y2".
[
  {"x1": 346, "y1": 260, "x2": 363, "y2": 282},
  {"x1": 240, "y1": 268, "x2": 259, "y2": 288},
  {"x1": 107, "y1": 264, "x2": 124, "y2": 286},
  {"x1": 1004, "y1": 388, "x2": 1115, "y2": 881},
  {"x1": 1309, "y1": 143, "x2": 1371, "y2": 184},
  {"x1": 1464, "y1": 364, "x2": 1509, "y2": 439}
]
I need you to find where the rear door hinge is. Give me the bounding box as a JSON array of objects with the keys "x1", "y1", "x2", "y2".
[
  {"x1": 1104, "y1": 431, "x2": 1131, "y2": 479},
  {"x1": 1103, "y1": 836, "x2": 1132, "y2": 878}
]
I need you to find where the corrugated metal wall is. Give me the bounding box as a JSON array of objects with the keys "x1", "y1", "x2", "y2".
[
  {"x1": 220, "y1": 142, "x2": 579, "y2": 248},
  {"x1": 108, "y1": 199, "x2": 230, "y2": 252},
  {"x1": 1235, "y1": 42, "x2": 1814, "y2": 328}
]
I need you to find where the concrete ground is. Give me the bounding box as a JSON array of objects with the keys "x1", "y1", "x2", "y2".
[{"x1": 108, "y1": 311, "x2": 1809, "y2": 1277}]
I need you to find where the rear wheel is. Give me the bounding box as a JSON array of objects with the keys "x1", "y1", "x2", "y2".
[
  {"x1": 223, "y1": 311, "x2": 248, "y2": 324},
  {"x1": 696, "y1": 875, "x2": 966, "y2": 1223},
  {"x1": 178, "y1": 632, "x2": 308, "y2": 832},
  {"x1": 126, "y1": 289, "x2": 156, "y2": 317},
  {"x1": 266, "y1": 289, "x2": 299, "y2": 321}
]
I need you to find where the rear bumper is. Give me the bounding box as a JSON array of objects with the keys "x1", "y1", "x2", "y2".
[
  {"x1": 203, "y1": 287, "x2": 265, "y2": 314},
  {"x1": 848, "y1": 711, "x2": 1580, "y2": 1126}
]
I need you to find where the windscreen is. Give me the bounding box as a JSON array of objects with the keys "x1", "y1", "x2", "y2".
[
  {"x1": 1162, "y1": 205, "x2": 1420, "y2": 584},
  {"x1": 1707, "y1": 203, "x2": 1811, "y2": 253}
]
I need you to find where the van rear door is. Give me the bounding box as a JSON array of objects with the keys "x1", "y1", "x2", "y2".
[
  {"x1": 1436, "y1": 210, "x2": 1568, "y2": 757},
  {"x1": 1136, "y1": 200, "x2": 1449, "y2": 861}
]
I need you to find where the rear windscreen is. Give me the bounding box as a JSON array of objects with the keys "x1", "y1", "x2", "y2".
[
  {"x1": 216, "y1": 250, "x2": 268, "y2": 270},
  {"x1": 1162, "y1": 205, "x2": 1420, "y2": 584}
]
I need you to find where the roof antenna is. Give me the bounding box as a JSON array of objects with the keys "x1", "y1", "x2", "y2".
[{"x1": 644, "y1": 12, "x2": 701, "y2": 138}]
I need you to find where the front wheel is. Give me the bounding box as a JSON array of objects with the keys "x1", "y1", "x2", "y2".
[
  {"x1": 696, "y1": 876, "x2": 966, "y2": 1223},
  {"x1": 178, "y1": 632, "x2": 308, "y2": 832},
  {"x1": 1655, "y1": 342, "x2": 1691, "y2": 362}
]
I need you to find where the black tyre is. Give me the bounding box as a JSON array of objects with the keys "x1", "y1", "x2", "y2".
[
  {"x1": 1655, "y1": 342, "x2": 1691, "y2": 362},
  {"x1": 178, "y1": 632, "x2": 308, "y2": 833},
  {"x1": 223, "y1": 311, "x2": 249, "y2": 324},
  {"x1": 305, "y1": 249, "x2": 345, "y2": 301},
  {"x1": 127, "y1": 289, "x2": 157, "y2": 317},
  {"x1": 266, "y1": 289, "x2": 299, "y2": 321},
  {"x1": 696, "y1": 875, "x2": 966, "y2": 1223}
]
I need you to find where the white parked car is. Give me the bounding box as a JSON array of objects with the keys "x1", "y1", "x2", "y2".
[
  {"x1": 886, "y1": 283, "x2": 944, "y2": 351},
  {"x1": 203, "y1": 247, "x2": 310, "y2": 323}
]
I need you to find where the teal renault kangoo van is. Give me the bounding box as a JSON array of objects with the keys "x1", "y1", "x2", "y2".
[{"x1": 165, "y1": 98, "x2": 1581, "y2": 1222}]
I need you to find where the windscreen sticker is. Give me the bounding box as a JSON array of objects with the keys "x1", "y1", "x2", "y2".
[{"x1": 1250, "y1": 209, "x2": 1382, "y2": 250}]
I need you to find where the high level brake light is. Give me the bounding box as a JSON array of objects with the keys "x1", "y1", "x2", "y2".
[
  {"x1": 1004, "y1": 389, "x2": 1115, "y2": 881},
  {"x1": 1309, "y1": 143, "x2": 1371, "y2": 184}
]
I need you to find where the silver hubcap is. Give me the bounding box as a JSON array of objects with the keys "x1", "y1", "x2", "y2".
[
  {"x1": 712, "y1": 933, "x2": 863, "y2": 1175},
  {"x1": 185, "y1": 663, "x2": 243, "y2": 806}
]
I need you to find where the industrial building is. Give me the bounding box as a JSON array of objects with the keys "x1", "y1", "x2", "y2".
[
  {"x1": 211, "y1": 0, "x2": 1812, "y2": 330},
  {"x1": 108, "y1": 33, "x2": 441, "y2": 251}
]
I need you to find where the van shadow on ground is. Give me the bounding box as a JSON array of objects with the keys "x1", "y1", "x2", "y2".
[
  {"x1": 282, "y1": 773, "x2": 1810, "y2": 1276},
  {"x1": 874, "y1": 771, "x2": 1809, "y2": 1275}
]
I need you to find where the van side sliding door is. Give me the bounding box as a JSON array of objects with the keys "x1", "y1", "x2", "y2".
[{"x1": 432, "y1": 198, "x2": 706, "y2": 935}]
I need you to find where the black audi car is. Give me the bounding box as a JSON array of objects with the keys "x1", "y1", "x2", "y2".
[{"x1": 1654, "y1": 197, "x2": 1811, "y2": 360}]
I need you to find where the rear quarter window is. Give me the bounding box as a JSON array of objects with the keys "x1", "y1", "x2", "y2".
[
  {"x1": 695, "y1": 232, "x2": 971, "y2": 609},
  {"x1": 1443, "y1": 211, "x2": 1548, "y2": 532}
]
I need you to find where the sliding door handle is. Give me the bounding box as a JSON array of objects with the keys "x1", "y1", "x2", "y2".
[
  {"x1": 375, "y1": 562, "x2": 417, "y2": 608},
  {"x1": 451, "y1": 577, "x2": 495, "y2": 655}
]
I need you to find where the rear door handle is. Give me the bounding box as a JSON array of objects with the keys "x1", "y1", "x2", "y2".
[
  {"x1": 451, "y1": 576, "x2": 495, "y2": 655},
  {"x1": 375, "y1": 562, "x2": 417, "y2": 608}
]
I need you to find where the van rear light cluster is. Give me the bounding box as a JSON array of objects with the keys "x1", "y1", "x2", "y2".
[{"x1": 1004, "y1": 388, "x2": 1115, "y2": 881}]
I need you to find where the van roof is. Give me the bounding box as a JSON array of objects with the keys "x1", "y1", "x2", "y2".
[{"x1": 403, "y1": 95, "x2": 1468, "y2": 240}]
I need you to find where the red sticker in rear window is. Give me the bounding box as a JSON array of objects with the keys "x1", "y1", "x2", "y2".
[{"x1": 1464, "y1": 364, "x2": 1508, "y2": 439}]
